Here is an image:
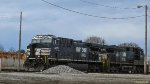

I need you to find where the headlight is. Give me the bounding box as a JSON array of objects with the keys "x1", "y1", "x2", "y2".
[{"x1": 38, "y1": 56, "x2": 40, "y2": 58}]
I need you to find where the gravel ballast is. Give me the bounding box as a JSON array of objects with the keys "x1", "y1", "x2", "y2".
[{"x1": 41, "y1": 65, "x2": 84, "y2": 74}]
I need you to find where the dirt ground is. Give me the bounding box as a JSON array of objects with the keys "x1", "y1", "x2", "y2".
[{"x1": 0, "y1": 72, "x2": 150, "y2": 84}]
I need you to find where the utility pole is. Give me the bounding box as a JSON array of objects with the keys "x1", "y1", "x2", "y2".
[
  {"x1": 137, "y1": 5, "x2": 148, "y2": 74},
  {"x1": 18, "y1": 12, "x2": 22, "y2": 71},
  {"x1": 144, "y1": 5, "x2": 148, "y2": 75}
]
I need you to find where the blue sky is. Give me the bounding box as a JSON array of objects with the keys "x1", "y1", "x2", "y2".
[{"x1": 0, "y1": 0, "x2": 150, "y2": 55}]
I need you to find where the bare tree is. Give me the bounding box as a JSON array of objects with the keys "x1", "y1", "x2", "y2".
[
  {"x1": 16, "y1": 49, "x2": 25, "y2": 54},
  {"x1": 85, "y1": 36, "x2": 106, "y2": 45},
  {"x1": 0, "y1": 44, "x2": 4, "y2": 52},
  {"x1": 118, "y1": 42, "x2": 139, "y2": 47},
  {"x1": 9, "y1": 47, "x2": 16, "y2": 52}
]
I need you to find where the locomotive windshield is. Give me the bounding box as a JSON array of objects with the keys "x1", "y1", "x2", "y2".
[{"x1": 31, "y1": 35, "x2": 53, "y2": 43}]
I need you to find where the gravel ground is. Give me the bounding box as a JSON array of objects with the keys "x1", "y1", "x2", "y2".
[
  {"x1": 0, "y1": 72, "x2": 150, "y2": 84},
  {"x1": 41, "y1": 65, "x2": 84, "y2": 74}
]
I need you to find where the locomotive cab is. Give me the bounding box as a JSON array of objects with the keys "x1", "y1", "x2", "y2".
[{"x1": 24, "y1": 35, "x2": 54, "y2": 71}]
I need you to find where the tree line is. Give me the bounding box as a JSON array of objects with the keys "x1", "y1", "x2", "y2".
[
  {"x1": 0, "y1": 44, "x2": 25, "y2": 53},
  {"x1": 85, "y1": 36, "x2": 139, "y2": 47}
]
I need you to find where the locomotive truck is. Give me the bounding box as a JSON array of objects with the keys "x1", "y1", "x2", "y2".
[{"x1": 24, "y1": 35, "x2": 144, "y2": 73}]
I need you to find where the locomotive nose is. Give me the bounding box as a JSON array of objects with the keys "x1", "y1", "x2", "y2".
[{"x1": 28, "y1": 43, "x2": 51, "y2": 58}]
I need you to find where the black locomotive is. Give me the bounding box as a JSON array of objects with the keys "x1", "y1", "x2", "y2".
[{"x1": 24, "y1": 35, "x2": 144, "y2": 73}]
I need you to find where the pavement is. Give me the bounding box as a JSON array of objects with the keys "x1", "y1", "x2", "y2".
[{"x1": 0, "y1": 72, "x2": 150, "y2": 84}]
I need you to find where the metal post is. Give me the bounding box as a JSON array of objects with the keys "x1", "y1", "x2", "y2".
[
  {"x1": 144, "y1": 5, "x2": 148, "y2": 75},
  {"x1": 0, "y1": 58, "x2": 1, "y2": 72},
  {"x1": 18, "y1": 12, "x2": 22, "y2": 71}
]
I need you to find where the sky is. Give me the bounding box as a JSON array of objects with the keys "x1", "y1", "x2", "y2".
[{"x1": 0, "y1": 0, "x2": 150, "y2": 55}]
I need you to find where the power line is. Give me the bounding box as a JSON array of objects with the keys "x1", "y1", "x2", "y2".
[
  {"x1": 80, "y1": 0, "x2": 137, "y2": 10},
  {"x1": 41, "y1": 0, "x2": 144, "y2": 19}
]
